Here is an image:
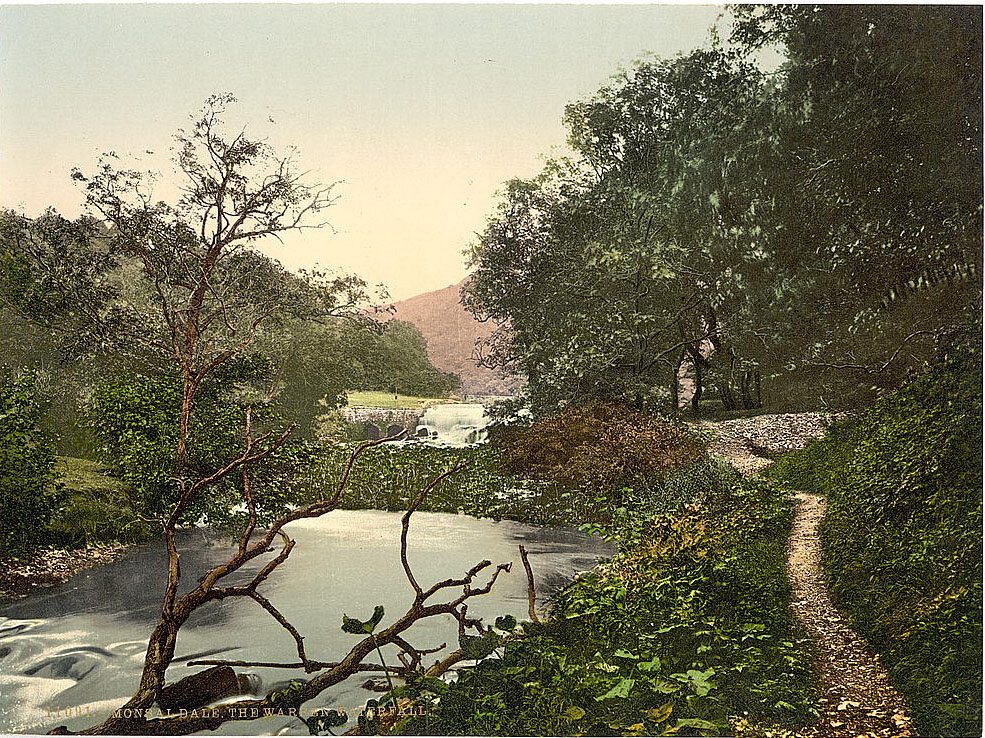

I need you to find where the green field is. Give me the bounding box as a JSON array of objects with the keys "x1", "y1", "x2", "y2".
[{"x1": 344, "y1": 390, "x2": 457, "y2": 409}]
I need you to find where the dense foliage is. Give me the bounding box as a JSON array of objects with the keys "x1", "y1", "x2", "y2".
[
  {"x1": 465, "y1": 6, "x2": 982, "y2": 416},
  {"x1": 0, "y1": 206, "x2": 458, "y2": 459},
  {"x1": 497, "y1": 401, "x2": 707, "y2": 492},
  {"x1": 263, "y1": 318, "x2": 459, "y2": 438},
  {"x1": 88, "y1": 357, "x2": 314, "y2": 531},
  {"x1": 0, "y1": 372, "x2": 58, "y2": 556},
  {"x1": 769, "y1": 339, "x2": 983, "y2": 737},
  {"x1": 397, "y1": 473, "x2": 817, "y2": 736}
]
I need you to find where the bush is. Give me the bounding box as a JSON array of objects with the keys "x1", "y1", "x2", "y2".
[
  {"x1": 769, "y1": 339, "x2": 982, "y2": 737},
  {"x1": 399, "y1": 476, "x2": 817, "y2": 736},
  {"x1": 497, "y1": 401, "x2": 707, "y2": 493},
  {"x1": 0, "y1": 372, "x2": 58, "y2": 556},
  {"x1": 89, "y1": 358, "x2": 312, "y2": 529}
]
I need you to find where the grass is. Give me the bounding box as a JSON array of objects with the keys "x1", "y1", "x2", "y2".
[
  {"x1": 54, "y1": 456, "x2": 130, "y2": 496},
  {"x1": 344, "y1": 391, "x2": 457, "y2": 409},
  {"x1": 48, "y1": 456, "x2": 157, "y2": 548}
]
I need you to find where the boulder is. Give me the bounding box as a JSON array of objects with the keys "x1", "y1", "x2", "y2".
[{"x1": 157, "y1": 666, "x2": 253, "y2": 711}]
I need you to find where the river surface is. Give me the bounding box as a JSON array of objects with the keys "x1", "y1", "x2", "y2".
[{"x1": 0, "y1": 510, "x2": 612, "y2": 735}]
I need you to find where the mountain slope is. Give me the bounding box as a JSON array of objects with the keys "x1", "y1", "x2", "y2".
[{"x1": 386, "y1": 279, "x2": 519, "y2": 396}]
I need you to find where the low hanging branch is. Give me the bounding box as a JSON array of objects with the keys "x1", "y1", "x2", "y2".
[
  {"x1": 47, "y1": 97, "x2": 523, "y2": 738},
  {"x1": 66, "y1": 449, "x2": 517, "y2": 736},
  {"x1": 803, "y1": 329, "x2": 936, "y2": 374}
]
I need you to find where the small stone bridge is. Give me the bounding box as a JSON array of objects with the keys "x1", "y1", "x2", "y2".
[{"x1": 339, "y1": 407, "x2": 424, "y2": 440}]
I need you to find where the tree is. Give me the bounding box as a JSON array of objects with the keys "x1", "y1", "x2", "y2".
[
  {"x1": 466, "y1": 48, "x2": 779, "y2": 415},
  {"x1": 730, "y1": 5, "x2": 983, "y2": 403},
  {"x1": 467, "y1": 7, "x2": 983, "y2": 415},
  {"x1": 29, "y1": 95, "x2": 510, "y2": 736},
  {"x1": 0, "y1": 371, "x2": 57, "y2": 555}
]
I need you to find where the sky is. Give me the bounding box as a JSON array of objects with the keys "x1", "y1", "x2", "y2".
[{"x1": 0, "y1": 3, "x2": 731, "y2": 300}]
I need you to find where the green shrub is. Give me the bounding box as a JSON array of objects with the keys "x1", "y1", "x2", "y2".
[
  {"x1": 88, "y1": 358, "x2": 314, "y2": 530},
  {"x1": 398, "y1": 476, "x2": 817, "y2": 736},
  {"x1": 0, "y1": 372, "x2": 58, "y2": 556},
  {"x1": 769, "y1": 340, "x2": 982, "y2": 737}
]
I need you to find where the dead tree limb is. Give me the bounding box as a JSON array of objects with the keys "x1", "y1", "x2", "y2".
[{"x1": 518, "y1": 544, "x2": 540, "y2": 623}]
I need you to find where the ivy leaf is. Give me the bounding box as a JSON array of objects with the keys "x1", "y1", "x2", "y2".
[
  {"x1": 459, "y1": 631, "x2": 502, "y2": 659},
  {"x1": 646, "y1": 703, "x2": 673, "y2": 724},
  {"x1": 671, "y1": 717, "x2": 721, "y2": 734},
  {"x1": 564, "y1": 705, "x2": 586, "y2": 720},
  {"x1": 341, "y1": 605, "x2": 385, "y2": 634},
  {"x1": 494, "y1": 614, "x2": 517, "y2": 631}
]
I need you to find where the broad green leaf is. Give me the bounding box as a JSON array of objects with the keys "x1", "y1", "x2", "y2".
[
  {"x1": 459, "y1": 630, "x2": 502, "y2": 659},
  {"x1": 495, "y1": 614, "x2": 517, "y2": 631},
  {"x1": 596, "y1": 677, "x2": 635, "y2": 701},
  {"x1": 341, "y1": 605, "x2": 385, "y2": 634}
]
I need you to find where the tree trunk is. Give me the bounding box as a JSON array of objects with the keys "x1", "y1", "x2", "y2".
[
  {"x1": 718, "y1": 381, "x2": 736, "y2": 412},
  {"x1": 691, "y1": 354, "x2": 703, "y2": 415},
  {"x1": 741, "y1": 370, "x2": 754, "y2": 410},
  {"x1": 670, "y1": 348, "x2": 684, "y2": 412},
  {"x1": 755, "y1": 369, "x2": 762, "y2": 408}
]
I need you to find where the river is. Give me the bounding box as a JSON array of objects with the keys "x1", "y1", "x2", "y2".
[{"x1": 0, "y1": 510, "x2": 612, "y2": 735}]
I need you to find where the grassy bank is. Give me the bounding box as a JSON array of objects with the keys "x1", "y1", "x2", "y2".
[
  {"x1": 769, "y1": 342, "x2": 982, "y2": 737},
  {"x1": 396, "y1": 472, "x2": 817, "y2": 736},
  {"x1": 344, "y1": 391, "x2": 456, "y2": 409},
  {"x1": 48, "y1": 456, "x2": 157, "y2": 547}
]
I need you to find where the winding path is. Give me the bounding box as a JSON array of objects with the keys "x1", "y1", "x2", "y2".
[
  {"x1": 701, "y1": 415, "x2": 915, "y2": 738},
  {"x1": 785, "y1": 492, "x2": 914, "y2": 738}
]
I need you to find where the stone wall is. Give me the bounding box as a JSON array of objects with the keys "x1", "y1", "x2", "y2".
[{"x1": 339, "y1": 407, "x2": 424, "y2": 439}]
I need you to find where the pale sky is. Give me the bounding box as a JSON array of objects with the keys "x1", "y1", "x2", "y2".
[{"x1": 1, "y1": 3, "x2": 730, "y2": 300}]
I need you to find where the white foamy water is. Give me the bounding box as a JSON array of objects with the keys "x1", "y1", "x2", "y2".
[
  {"x1": 415, "y1": 403, "x2": 490, "y2": 446},
  {"x1": 0, "y1": 510, "x2": 611, "y2": 735}
]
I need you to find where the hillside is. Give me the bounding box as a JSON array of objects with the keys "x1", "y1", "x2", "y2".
[{"x1": 386, "y1": 278, "x2": 520, "y2": 396}]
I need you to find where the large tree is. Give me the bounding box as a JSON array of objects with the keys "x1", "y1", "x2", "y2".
[
  {"x1": 732, "y1": 4, "x2": 983, "y2": 402},
  {"x1": 467, "y1": 6, "x2": 982, "y2": 416},
  {"x1": 13, "y1": 95, "x2": 510, "y2": 735},
  {"x1": 466, "y1": 47, "x2": 780, "y2": 414}
]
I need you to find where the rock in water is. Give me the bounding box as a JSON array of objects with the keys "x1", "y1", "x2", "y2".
[{"x1": 157, "y1": 666, "x2": 249, "y2": 711}]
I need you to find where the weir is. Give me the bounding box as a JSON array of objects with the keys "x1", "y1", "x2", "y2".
[{"x1": 415, "y1": 403, "x2": 490, "y2": 446}]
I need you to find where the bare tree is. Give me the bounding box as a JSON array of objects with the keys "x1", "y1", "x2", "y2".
[{"x1": 53, "y1": 95, "x2": 514, "y2": 736}]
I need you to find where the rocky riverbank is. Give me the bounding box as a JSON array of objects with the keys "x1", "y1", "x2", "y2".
[{"x1": 0, "y1": 543, "x2": 130, "y2": 600}]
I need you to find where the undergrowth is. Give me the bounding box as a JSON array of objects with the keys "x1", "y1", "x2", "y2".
[
  {"x1": 769, "y1": 339, "x2": 983, "y2": 737},
  {"x1": 393, "y1": 473, "x2": 818, "y2": 736}
]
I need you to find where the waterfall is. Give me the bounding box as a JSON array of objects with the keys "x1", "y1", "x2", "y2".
[{"x1": 415, "y1": 403, "x2": 489, "y2": 446}]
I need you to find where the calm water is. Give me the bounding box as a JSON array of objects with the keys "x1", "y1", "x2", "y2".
[{"x1": 0, "y1": 510, "x2": 612, "y2": 735}]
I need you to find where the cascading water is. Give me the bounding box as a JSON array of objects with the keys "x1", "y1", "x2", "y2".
[
  {"x1": 0, "y1": 512, "x2": 613, "y2": 735},
  {"x1": 414, "y1": 403, "x2": 489, "y2": 446}
]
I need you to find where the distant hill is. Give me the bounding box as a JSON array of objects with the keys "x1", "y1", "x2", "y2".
[{"x1": 386, "y1": 279, "x2": 520, "y2": 397}]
